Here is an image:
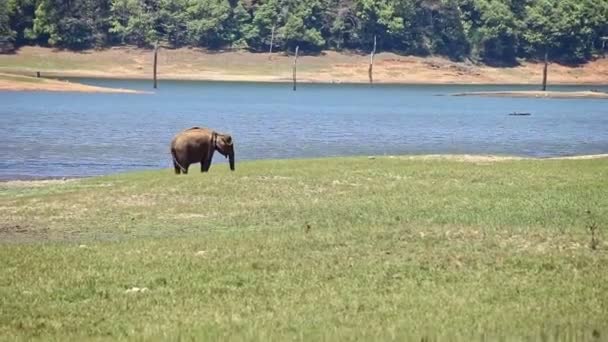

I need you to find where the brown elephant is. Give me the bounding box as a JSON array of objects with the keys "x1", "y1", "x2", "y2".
[{"x1": 170, "y1": 127, "x2": 235, "y2": 174}]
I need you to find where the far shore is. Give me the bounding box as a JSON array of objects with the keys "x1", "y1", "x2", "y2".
[
  {"x1": 1, "y1": 46, "x2": 607, "y2": 92},
  {"x1": 3, "y1": 154, "x2": 607, "y2": 184},
  {"x1": 451, "y1": 90, "x2": 608, "y2": 99}
]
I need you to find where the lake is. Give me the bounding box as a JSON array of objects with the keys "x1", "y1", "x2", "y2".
[{"x1": 1, "y1": 80, "x2": 607, "y2": 180}]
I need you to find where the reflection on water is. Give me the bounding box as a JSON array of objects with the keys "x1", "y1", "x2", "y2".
[{"x1": 1, "y1": 81, "x2": 607, "y2": 179}]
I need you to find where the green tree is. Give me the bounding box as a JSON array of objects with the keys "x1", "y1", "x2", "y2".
[
  {"x1": 110, "y1": 0, "x2": 160, "y2": 46},
  {"x1": 185, "y1": 0, "x2": 232, "y2": 48},
  {"x1": 414, "y1": 0, "x2": 469, "y2": 59},
  {"x1": 524, "y1": 0, "x2": 608, "y2": 63},
  {"x1": 244, "y1": 0, "x2": 284, "y2": 50},
  {"x1": 158, "y1": 0, "x2": 188, "y2": 47},
  {"x1": 31, "y1": 0, "x2": 111, "y2": 48},
  {"x1": 279, "y1": 0, "x2": 327, "y2": 51},
  {"x1": 226, "y1": 1, "x2": 252, "y2": 49},
  {"x1": 524, "y1": 0, "x2": 567, "y2": 62},
  {"x1": 355, "y1": 0, "x2": 416, "y2": 52},
  {"x1": 326, "y1": 0, "x2": 360, "y2": 49},
  {"x1": 461, "y1": 0, "x2": 521, "y2": 64},
  {"x1": 6, "y1": 0, "x2": 37, "y2": 46},
  {"x1": 0, "y1": 0, "x2": 16, "y2": 50}
]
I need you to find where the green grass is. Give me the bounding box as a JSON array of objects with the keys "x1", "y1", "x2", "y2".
[
  {"x1": 0, "y1": 53, "x2": 116, "y2": 73},
  {"x1": 0, "y1": 48, "x2": 328, "y2": 77},
  {"x1": 1, "y1": 157, "x2": 607, "y2": 340},
  {"x1": 0, "y1": 73, "x2": 46, "y2": 84}
]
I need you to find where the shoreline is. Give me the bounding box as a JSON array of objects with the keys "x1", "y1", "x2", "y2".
[
  {"x1": 36, "y1": 73, "x2": 608, "y2": 87},
  {"x1": 0, "y1": 72, "x2": 146, "y2": 93},
  {"x1": 452, "y1": 90, "x2": 608, "y2": 99},
  {"x1": 2, "y1": 71, "x2": 606, "y2": 94},
  {"x1": 2, "y1": 154, "x2": 606, "y2": 184},
  {"x1": 15, "y1": 70, "x2": 608, "y2": 86},
  {"x1": 1, "y1": 46, "x2": 607, "y2": 90}
]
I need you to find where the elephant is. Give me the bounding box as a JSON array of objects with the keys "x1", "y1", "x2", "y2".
[{"x1": 170, "y1": 127, "x2": 235, "y2": 174}]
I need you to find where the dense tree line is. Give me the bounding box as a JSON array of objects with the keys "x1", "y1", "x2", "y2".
[{"x1": 2, "y1": 0, "x2": 608, "y2": 64}]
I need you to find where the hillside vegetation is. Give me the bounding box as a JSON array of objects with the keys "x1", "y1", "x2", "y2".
[{"x1": 1, "y1": 0, "x2": 607, "y2": 64}]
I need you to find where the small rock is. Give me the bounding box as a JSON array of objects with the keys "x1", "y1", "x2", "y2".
[
  {"x1": 368, "y1": 156, "x2": 376, "y2": 160},
  {"x1": 125, "y1": 287, "x2": 140, "y2": 293},
  {"x1": 125, "y1": 287, "x2": 149, "y2": 294}
]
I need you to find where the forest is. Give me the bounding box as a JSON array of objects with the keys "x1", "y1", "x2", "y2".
[{"x1": 1, "y1": 0, "x2": 607, "y2": 64}]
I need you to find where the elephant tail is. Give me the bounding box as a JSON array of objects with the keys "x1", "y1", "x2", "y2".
[{"x1": 171, "y1": 148, "x2": 187, "y2": 173}]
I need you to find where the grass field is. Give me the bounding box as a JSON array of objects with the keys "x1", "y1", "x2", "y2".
[{"x1": 1, "y1": 156, "x2": 607, "y2": 340}]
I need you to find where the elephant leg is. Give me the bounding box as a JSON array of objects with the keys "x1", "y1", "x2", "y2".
[
  {"x1": 202, "y1": 152, "x2": 214, "y2": 172},
  {"x1": 201, "y1": 159, "x2": 210, "y2": 172},
  {"x1": 179, "y1": 160, "x2": 188, "y2": 174},
  {"x1": 171, "y1": 150, "x2": 181, "y2": 175},
  {"x1": 200, "y1": 153, "x2": 207, "y2": 172},
  {"x1": 173, "y1": 156, "x2": 187, "y2": 175}
]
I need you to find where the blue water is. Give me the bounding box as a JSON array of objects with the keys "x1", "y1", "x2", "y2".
[{"x1": 1, "y1": 80, "x2": 607, "y2": 179}]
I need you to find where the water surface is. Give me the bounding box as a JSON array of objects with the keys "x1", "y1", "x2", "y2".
[{"x1": 1, "y1": 80, "x2": 607, "y2": 179}]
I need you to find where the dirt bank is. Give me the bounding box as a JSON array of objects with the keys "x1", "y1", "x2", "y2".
[
  {"x1": 1, "y1": 46, "x2": 607, "y2": 85},
  {"x1": 0, "y1": 72, "x2": 144, "y2": 93},
  {"x1": 452, "y1": 90, "x2": 608, "y2": 99}
]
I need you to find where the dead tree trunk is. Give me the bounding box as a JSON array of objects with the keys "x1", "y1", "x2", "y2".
[
  {"x1": 368, "y1": 35, "x2": 377, "y2": 85},
  {"x1": 153, "y1": 41, "x2": 159, "y2": 89},
  {"x1": 293, "y1": 45, "x2": 299, "y2": 91},
  {"x1": 541, "y1": 50, "x2": 548, "y2": 91},
  {"x1": 268, "y1": 24, "x2": 276, "y2": 60}
]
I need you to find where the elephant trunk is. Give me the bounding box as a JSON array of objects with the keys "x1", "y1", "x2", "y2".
[{"x1": 228, "y1": 151, "x2": 235, "y2": 171}]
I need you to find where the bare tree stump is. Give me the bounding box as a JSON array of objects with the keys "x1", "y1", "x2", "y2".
[
  {"x1": 542, "y1": 51, "x2": 548, "y2": 91},
  {"x1": 293, "y1": 46, "x2": 299, "y2": 91},
  {"x1": 153, "y1": 41, "x2": 159, "y2": 89},
  {"x1": 368, "y1": 35, "x2": 377, "y2": 85},
  {"x1": 268, "y1": 24, "x2": 276, "y2": 60}
]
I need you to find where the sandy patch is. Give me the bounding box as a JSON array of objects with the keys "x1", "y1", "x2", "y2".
[
  {"x1": 174, "y1": 213, "x2": 213, "y2": 219},
  {"x1": 387, "y1": 154, "x2": 524, "y2": 162},
  {"x1": 0, "y1": 178, "x2": 79, "y2": 188},
  {"x1": 386, "y1": 154, "x2": 608, "y2": 163},
  {"x1": 545, "y1": 154, "x2": 608, "y2": 160},
  {"x1": 452, "y1": 90, "x2": 608, "y2": 99}
]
